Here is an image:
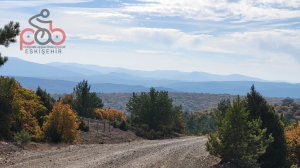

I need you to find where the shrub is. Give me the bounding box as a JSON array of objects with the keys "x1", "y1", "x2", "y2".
[
  {"x1": 113, "y1": 121, "x2": 117, "y2": 128},
  {"x1": 134, "y1": 126, "x2": 162, "y2": 140},
  {"x1": 119, "y1": 120, "x2": 128, "y2": 131},
  {"x1": 14, "y1": 129, "x2": 31, "y2": 146},
  {"x1": 78, "y1": 118, "x2": 89, "y2": 132}
]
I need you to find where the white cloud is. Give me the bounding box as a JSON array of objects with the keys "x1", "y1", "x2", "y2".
[
  {"x1": 71, "y1": 24, "x2": 300, "y2": 62},
  {"x1": 252, "y1": 0, "x2": 300, "y2": 8},
  {"x1": 0, "y1": 0, "x2": 92, "y2": 8},
  {"x1": 72, "y1": 27, "x2": 208, "y2": 51},
  {"x1": 135, "y1": 50, "x2": 165, "y2": 54},
  {"x1": 76, "y1": 34, "x2": 119, "y2": 42},
  {"x1": 65, "y1": 11, "x2": 133, "y2": 20},
  {"x1": 122, "y1": 0, "x2": 300, "y2": 21},
  {"x1": 224, "y1": 29, "x2": 300, "y2": 61},
  {"x1": 197, "y1": 46, "x2": 233, "y2": 53}
]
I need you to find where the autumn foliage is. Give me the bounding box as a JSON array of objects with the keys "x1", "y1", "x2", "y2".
[
  {"x1": 0, "y1": 77, "x2": 45, "y2": 141},
  {"x1": 43, "y1": 102, "x2": 80, "y2": 143},
  {"x1": 285, "y1": 121, "x2": 300, "y2": 166},
  {"x1": 94, "y1": 108, "x2": 126, "y2": 121}
]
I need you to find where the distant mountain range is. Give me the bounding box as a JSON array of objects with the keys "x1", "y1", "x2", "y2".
[
  {"x1": 1, "y1": 57, "x2": 264, "y2": 83},
  {"x1": 1, "y1": 57, "x2": 299, "y2": 98},
  {"x1": 12, "y1": 76, "x2": 176, "y2": 93}
]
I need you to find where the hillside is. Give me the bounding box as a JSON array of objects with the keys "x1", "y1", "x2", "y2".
[
  {"x1": 51, "y1": 92, "x2": 290, "y2": 112},
  {"x1": 101, "y1": 93, "x2": 293, "y2": 112}
]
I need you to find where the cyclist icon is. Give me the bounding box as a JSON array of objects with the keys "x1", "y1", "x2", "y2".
[{"x1": 27, "y1": 9, "x2": 66, "y2": 46}]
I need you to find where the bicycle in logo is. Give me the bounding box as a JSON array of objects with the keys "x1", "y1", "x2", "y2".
[{"x1": 20, "y1": 9, "x2": 66, "y2": 50}]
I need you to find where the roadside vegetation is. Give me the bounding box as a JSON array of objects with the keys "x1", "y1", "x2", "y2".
[
  {"x1": 205, "y1": 87, "x2": 300, "y2": 167},
  {"x1": 0, "y1": 78, "x2": 127, "y2": 144},
  {"x1": 126, "y1": 88, "x2": 185, "y2": 139}
]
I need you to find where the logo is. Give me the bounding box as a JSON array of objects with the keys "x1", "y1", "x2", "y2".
[{"x1": 20, "y1": 9, "x2": 66, "y2": 54}]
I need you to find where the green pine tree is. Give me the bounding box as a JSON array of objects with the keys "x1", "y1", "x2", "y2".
[
  {"x1": 206, "y1": 96, "x2": 273, "y2": 167},
  {"x1": 126, "y1": 87, "x2": 185, "y2": 138},
  {"x1": 0, "y1": 21, "x2": 20, "y2": 67},
  {"x1": 35, "y1": 86, "x2": 56, "y2": 126},
  {"x1": 35, "y1": 86, "x2": 55, "y2": 113},
  {"x1": 245, "y1": 85, "x2": 287, "y2": 168},
  {"x1": 0, "y1": 77, "x2": 16, "y2": 139},
  {"x1": 73, "y1": 80, "x2": 103, "y2": 118}
]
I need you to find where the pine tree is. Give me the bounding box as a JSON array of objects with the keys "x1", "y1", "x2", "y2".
[
  {"x1": 35, "y1": 86, "x2": 55, "y2": 113},
  {"x1": 245, "y1": 85, "x2": 287, "y2": 167},
  {"x1": 0, "y1": 77, "x2": 17, "y2": 138},
  {"x1": 217, "y1": 98, "x2": 231, "y2": 115},
  {"x1": 0, "y1": 54, "x2": 8, "y2": 67},
  {"x1": 126, "y1": 87, "x2": 185, "y2": 138},
  {"x1": 73, "y1": 80, "x2": 103, "y2": 118},
  {"x1": 206, "y1": 96, "x2": 273, "y2": 167},
  {"x1": 73, "y1": 80, "x2": 90, "y2": 117},
  {"x1": 0, "y1": 21, "x2": 20, "y2": 67}
]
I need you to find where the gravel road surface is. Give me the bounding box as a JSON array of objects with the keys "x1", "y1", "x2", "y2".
[{"x1": 1, "y1": 136, "x2": 220, "y2": 168}]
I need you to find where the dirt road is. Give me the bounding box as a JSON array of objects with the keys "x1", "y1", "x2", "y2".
[{"x1": 2, "y1": 136, "x2": 220, "y2": 168}]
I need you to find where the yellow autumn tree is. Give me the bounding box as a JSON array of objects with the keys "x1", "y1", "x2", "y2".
[
  {"x1": 13, "y1": 86, "x2": 47, "y2": 141},
  {"x1": 94, "y1": 108, "x2": 104, "y2": 120},
  {"x1": 285, "y1": 121, "x2": 300, "y2": 166},
  {"x1": 43, "y1": 102, "x2": 79, "y2": 143},
  {"x1": 106, "y1": 108, "x2": 126, "y2": 121},
  {"x1": 0, "y1": 77, "x2": 46, "y2": 141},
  {"x1": 94, "y1": 108, "x2": 126, "y2": 121},
  {"x1": 60, "y1": 94, "x2": 75, "y2": 107}
]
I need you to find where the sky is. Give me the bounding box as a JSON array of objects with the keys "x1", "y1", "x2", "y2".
[{"x1": 0, "y1": 0, "x2": 300, "y2": 83}]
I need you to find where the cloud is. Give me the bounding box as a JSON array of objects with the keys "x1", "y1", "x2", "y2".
[
  {"x1": 72, "y1": 27, "x2": 208, "y2": 51},
  {"x1": 4, "y1": 0, "x2": 298, "y2": 23},
  {"x1": 121, "y1": 0, "x2": 300, "y2": 22},
  {"x1": 227, "y1": 29, "x2": 300, "y2": 56},
  {"x1": 71, "y1": 22, "x2": 300, "y2": 62},
  {"x1": 65, "y1": 11, "x2": 133, "y2": 20},
  {"x1": 197, "y1": 46, "x2": 233, "y2": 53},
  {"x1": 76, "y1": 34, "x2": 119, "y2": 42},
  {"x1": 191, "y1": 29, "x2": 300, "y2": 66},
  {"x1": 135, "y1": 50, "x2": 165, "y2": 54},
  {"x1": 0, "y1": 0, "x2": 92, "y2": 8}
]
